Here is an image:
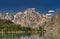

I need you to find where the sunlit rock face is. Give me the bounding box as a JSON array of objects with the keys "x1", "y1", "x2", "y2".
[
  {"x1": 0, "y1": 13, "x2": 2, "y2": 18},
  {"x1": 44, "y1": 11, "x2": 60, "y2": 39},
  {"x1": 0, "y1": 12, "x2": 14, "y2": 21},
  {"x1": 0, "y1": 13, "x2": 6, "y2": 19},
  {"x1": 13, "y1": 8, "x2": 48, "y2": 28},
  {"x1": 5, "y1": 12, "x2": 14, "y2": 21}
]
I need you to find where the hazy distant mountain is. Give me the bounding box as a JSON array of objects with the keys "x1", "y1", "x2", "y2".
[{"x1": 13, "y1": 8, "x2": 48, "y2": 28}]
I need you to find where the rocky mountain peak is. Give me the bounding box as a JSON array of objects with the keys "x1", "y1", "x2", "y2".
[{"x1": 13, "y1": 8, "x2": 48, "y2": 28}]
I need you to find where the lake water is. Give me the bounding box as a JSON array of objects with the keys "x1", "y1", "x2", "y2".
[{"x1": 0, "y1": 33, "x2": 56, "y2": 39}]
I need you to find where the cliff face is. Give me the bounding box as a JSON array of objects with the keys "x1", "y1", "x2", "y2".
[{"x1": 13, "y1": 8, "x2": 48, "y2": 28}]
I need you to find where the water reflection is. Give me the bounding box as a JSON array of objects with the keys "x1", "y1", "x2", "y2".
[
  {"x1": 0, "y1": 33, "x2": 44, "y2": 39},
  {"x1": 0, "y1": 33, "x2": 55, "y2": 39}
]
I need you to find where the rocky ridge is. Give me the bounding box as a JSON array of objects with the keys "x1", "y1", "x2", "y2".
[{"x1": 0, "y1": 8, "x2": 48, "y2": 28}]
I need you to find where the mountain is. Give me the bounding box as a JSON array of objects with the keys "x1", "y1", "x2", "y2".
[
  {"x1": 0, "y1": 8, "x2": 48, "y2": 28},
  {"x1": 44, "y1": 11, "x2": 60, "y2": 39},
  {"x1": 13, "y1": 8, "x2": 48, "y2": 28},
  {"x1": 0, "y1": 12, "x2": 14, "y2": 21},
  {"x1": 0, "y1": 13, "x2": 6, "y2": 19},
  {"x1": 0, "y1": 8, "x2": 60, "y2": 39},
  {"x1": 5, "y1": 12, "x2": 14, "y2": 21}
]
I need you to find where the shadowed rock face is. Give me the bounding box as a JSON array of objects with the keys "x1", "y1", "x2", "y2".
[{"x1": 13, "y1": 8, "x2": 48, "y2": 28}]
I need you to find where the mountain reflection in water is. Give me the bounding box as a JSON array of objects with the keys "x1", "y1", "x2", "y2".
[
  {"x1": 0, "y1": 33, "x2": 55, "y2": 39},
  {"x1": 0, "y1": 33, "x2": 46, "y2": 39}
]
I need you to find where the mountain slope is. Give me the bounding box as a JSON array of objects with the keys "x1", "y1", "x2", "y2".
[
  {"x1": 44, "y1": 11, "x2": 60, "y2": 39},
  {"x1": 0, "y1": 12, "x2": 14, "y2": 21}
]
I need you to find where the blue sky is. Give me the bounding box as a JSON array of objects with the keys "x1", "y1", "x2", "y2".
[{"x1": 0, "y1": 0, "x2": 60, "y2": 14}]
